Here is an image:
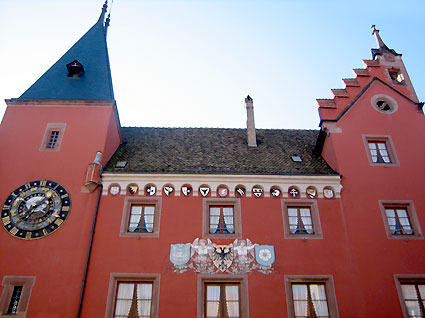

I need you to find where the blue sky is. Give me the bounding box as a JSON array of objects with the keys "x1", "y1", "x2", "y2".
[{"x1": 0, "y1": 0, "x2": 423, "y2": 129}]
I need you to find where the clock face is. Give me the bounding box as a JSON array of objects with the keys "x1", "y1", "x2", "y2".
[{"x1": 1, "y1": 180, "x2": 71, "y2": 240}]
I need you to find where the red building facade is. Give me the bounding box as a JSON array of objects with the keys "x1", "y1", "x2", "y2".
[{"x1": 0, "y1": 5, "x2": 424, "y2": 318}]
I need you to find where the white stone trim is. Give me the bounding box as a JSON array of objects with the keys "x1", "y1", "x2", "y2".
[{"x1": 101, "y1": 173, "x2": 342, "y2": 199}]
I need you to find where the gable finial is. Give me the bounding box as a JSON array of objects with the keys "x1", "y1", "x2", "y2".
[
  {"x1": 371, "y1": 25, "x2": 385, "y2": 49},
  {"x1": 97, "y1": 0, "x2": 108, "y2": 24}
]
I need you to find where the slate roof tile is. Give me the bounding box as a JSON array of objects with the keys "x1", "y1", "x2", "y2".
[{"x1": 104, "y1": 127, "x2": 338, "y2": 176}]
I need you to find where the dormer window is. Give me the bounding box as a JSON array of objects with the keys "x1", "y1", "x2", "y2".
[
  {"x1": 388, "y1": 68, "x2": 405, "y2": 85},
  {"x1": 66, "y1": 60, "x2": 84, "y2": 77},
  {"x1": 291, "y1": 155, "x2": 302, "y2": 162}
]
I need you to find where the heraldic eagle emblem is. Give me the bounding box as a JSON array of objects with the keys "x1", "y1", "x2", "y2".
[{"x1": 211, "y1": 244, "x2": 234, "y2": 272}]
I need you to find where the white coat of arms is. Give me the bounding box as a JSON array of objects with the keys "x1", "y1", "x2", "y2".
[{"x1": 170, "y1": 243, "x2": 191, "y2": 266}]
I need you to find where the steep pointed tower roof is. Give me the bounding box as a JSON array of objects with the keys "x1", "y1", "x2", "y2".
[
  {"x1": 18, "y1": 2, "x2": 114, "y2": 100},
  {"x1": 371, "y1": 25, "x2": 400, "y2": 59}
]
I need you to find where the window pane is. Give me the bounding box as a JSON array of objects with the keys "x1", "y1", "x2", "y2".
[
  {"x1": 310, "y1": 284, "x2": 326, "y2": 300},
  {"x1": 144, "y1": 206, "x2": 155, "y2": 215},
  {"x1": 292, "y1": 284, "x2": 307, "y2": 300},
  {"x1": 117, "y1": 283, "x2": 134, "y2": 299},
  {"x1": 288, "y1": 208, "x2": 298, "y2": 217},
  {"x1": 312, "y1": 300, "x2": 329, "y2": 317},
  {"x1": 131, "y1": 206, "x2": 142, "y2": 214},
  {"x1": 368, "y1": 143, "x2": 377, "y2": 150},
  {"x1": 223, "y1": 207, "x2": 233, "y2": 216},
  {"x1": 206, "y1": 285, "x2": 220, "y2": 301},
  {"x1": 405, "y1": 301, "x2": 421, "y2": 317},
  {"x1": 210, "y1": 207, "x2": 220, "y2": 216},
  {"x1": 137, "y1": 283, "x2": 153, "y2": 299},
  {"x1": 402, "y1": 285, "x2": 418, "y2": 300},
  {"x1": 300, "y1": 208, "x2": 311, "y2": 216},
  {"x1": 206, "y1": 301, "x2": 219, "y2": 318},
  {"x1": 137, "y1": 300, "x2": 152, "y2": 317},
  {"x1": 385, "y1": 209, "x2": 396, "y2": 218},
  {"x1": 115, "y1": 300, "x2": 132, "y2": 316},
  {"x1": 293, "y1": 300, "x2": 308, "y2": 317},
  {"x1": 397, "y1": 209, "x2": 408, "y2": 218},
  {"x1": 289, "y1": 216, "x2": 298, "y2": 226}
]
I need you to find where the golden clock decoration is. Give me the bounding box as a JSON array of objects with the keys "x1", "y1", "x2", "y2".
[{"x1": 1, "y1": 180, "x2": 71, "y2": 240}]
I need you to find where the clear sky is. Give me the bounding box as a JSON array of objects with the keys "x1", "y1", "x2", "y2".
[{"x1": 0, "y1": 0, "x2": 423, "y2": 129}]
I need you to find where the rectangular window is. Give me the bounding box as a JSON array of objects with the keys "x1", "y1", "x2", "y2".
[
  {"x1": 379, "y1": 201, "x2": 423, "y2": 240},
  {"x1": 292, "y1": 283, "x2": 329, "y2": 318},
  {"x1": 362, "y1": 135, "x2": 399, "y2": 166},
  {"x1": 120, "y1": 197, "x2": 162, "y2": 238},
  {"x1": 40, "y1": 123, "x2": 66, "y2": 152},
  {"x1": 128, "y1": 205, "x2": 155, "y2": 233},
  {"x1": 285, "y1": 276, "x2": 338, "y2": 318},
  {"x1": 368, "y1": 141, "x2": 391, "y2": 163},
  {"x1": 105, "y1": 274, "x2": 160, "y2": 318},
  {"x1": 203, "y1": 198, "x2": 241, "y2": 239},
  {"x1": 288, "y1": 207, "x2": 314, "y2": 234},
  {"x1": 205, "y1": 283, "x2": 240, "y2": 318},
  {"x1": 197, "y1": 274, "x2": 248, "y2": 318},
  {"x1": 0, "y1": 276, "x2": 35, "y2": 316},
  {"x1": 209, "y1": 206, "x2": 234, "y2": 234},
  {"x1": 385, "y1": 207, "x2": 413, "y2": 235},
  {"x1": 114, "y1": 282, "x2": 153, "y2": 318},
  {"x1": 282, "y1": 200, "x2": 322, "y2": 239}
]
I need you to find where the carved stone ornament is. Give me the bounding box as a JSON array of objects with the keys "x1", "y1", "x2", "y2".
[{"x1": 170, "y1": 238, "x2": 274, "y2": 274}]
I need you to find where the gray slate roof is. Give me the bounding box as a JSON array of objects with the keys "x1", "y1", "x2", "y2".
[
  {"x1": 18, "y1": 6, "x2": 114, "y2": 101},
  {"x1": 104, "y1": 127, "x2": 338, "y2": 175}
]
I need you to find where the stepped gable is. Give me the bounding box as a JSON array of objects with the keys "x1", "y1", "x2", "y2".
[
  {"x1": 317, "y1": 27, "x2": 419, "y2": 123},
  {"x1": 317, "y1": 58, "x2": 415, "y2": 122},
  {"x1": 104, "y1": 127, "x2": 338, "y2": 175}
]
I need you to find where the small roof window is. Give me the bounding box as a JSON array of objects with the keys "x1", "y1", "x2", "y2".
[
  {"x1": 291, "y1": 155, "x2": 302, "y2": 162},
  {"x1": 115, "y1": 161, "x2": 127, "y2": 168},
  {"x1": 66, "y1": 60, "x2": 84, "y2": 77}
]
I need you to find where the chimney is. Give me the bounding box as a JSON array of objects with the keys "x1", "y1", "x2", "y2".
[{"x1": 245, "y1": 95, "x2": 257, "y2": 148}]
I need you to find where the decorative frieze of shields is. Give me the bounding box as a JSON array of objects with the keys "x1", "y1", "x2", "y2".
[{"x1": 170, "y1": 238, "x2": 275, "y2": 274}]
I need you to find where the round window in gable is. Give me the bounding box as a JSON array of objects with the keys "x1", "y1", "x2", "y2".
[{"x1": 371, "y1": 94, "x2": 398, "y2": 114}]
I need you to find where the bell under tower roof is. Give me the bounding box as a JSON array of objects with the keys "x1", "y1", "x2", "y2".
[{"x1": 18, "y1": 2, "x2": 114, "y2": 101}]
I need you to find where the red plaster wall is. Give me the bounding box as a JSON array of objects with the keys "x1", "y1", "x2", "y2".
[
  {"x1": 0, "y1": 103, "x2": 121, "y2": 317},
  {"x1": 320, "y1": 78, "x2": 425, "y2": 317}
]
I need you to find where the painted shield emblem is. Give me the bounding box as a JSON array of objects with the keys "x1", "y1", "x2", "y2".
[
  {"x1": 306, "y1": 186, "x2": 317, "y2": 199},
  {"x1": 255, "y1": 245, "x2": 275, "y2": 267},
  {"x1": 163, "y1": 186, "x2": 174, "y2": 196},
  {"x1": 146, "y1": 185, "x2": 156, "y2": 196},
  {"x1": 323, "y1": 187, "x2": 334, "y2": 199},
  {"x1": 271, "y1": 188, "x2": 281, "y2": 197},
  {"x1": 199, "y1": 187, "x2": 210, "y2": 197},
  {"x1": 288, "y1": 187, "x2": 299, "y2": 198},
  {"x1": 128, "y1": 184, "x2": 138, "y2": 195},
  {"x1": 181, "y1": 186, "x2": 192, "y2": 196},
  {"x1": 235, "y1": 186, "x2": 245, "y2": 197},
  {"x1": 218, "y1": 187, "x2": 228, "y2": 197},
  {"x1": 109, "y1": 185, "x2": 120, "y2": 196},
  {"x1": 211, "y1": 245, "x2": 234, "y2": 272},
  {"x1": 170, "y1": 243, "x2": 191, "y2": 266},
  {"x1": 252, "y1": 187, "x2": 263, "y2": 198}
]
